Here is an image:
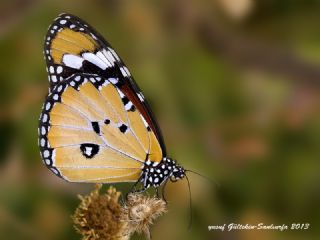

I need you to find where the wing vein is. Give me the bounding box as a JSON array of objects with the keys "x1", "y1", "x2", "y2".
[
  {"x1": 54, "y1": 35, "x2": 91, "y2": 51},
  {"x1": 113, "y1": 88, "x2": 148, "y2": 155},
  {"x1": 55, "y1": 102, "x2": 144, "y2": 163},
  {"x1": 73, "y1": 170, "x2": 141, "y2": 182}
]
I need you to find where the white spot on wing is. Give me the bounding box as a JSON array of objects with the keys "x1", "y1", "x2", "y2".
[
  {"x1": 123, "y1": 66, "x2": 131, "y2": 76},
  {"x1": 82, "y1": 52, "x2": 108, "y2": 70},
  {"x1": 62, "y1": 54, "x2": 84, "y2": 69},
  {"x1": 125, "y1": 101, "x2": 133, "y2": 111},
  {"x1": 41, "y1": 126, "x2": 46, "y2": 135},
  {"x1": 52, "y1": 150, "x2": 56, "y2": 165},
  {"x1": 56, "y1": 66, "x2": 63, "y2": 74},
  {"x1": 57, "y1": 85, "x2": 63, "y2": 92},
  {"x1": 117, "y1": 89, "x2": 125, "y2": 98},
  {"x1": 120, "y1": 67, "x2": 128, "y2": 77},
  {"x1": 51, "y1": 168, "x2": 59, "y2": 175},
  {"x1": 51, "y1": 75, "x2": 57, "y2": 82},
  {"x1": 101, "y1": 80, "x2": 110, "y2": 87},
  {"x1": 43, "y1": 150, "x2": 49, "y2": 158},
  {"x1": 140, "y1": 114, "x2": 149, "y2": 128},
  {"x1": 108, "y1": 47, "x2": 120, "y2": 61},
  {"x1": 137, "y1": 92, "x2": 144, "y2": 102},
  {"x1": 85, "y1": 146, "x2": 93, "y2": 155},
  {"x1": 91, "y1": 34, "x2": 97, "y2": 40},
  {"x1": 108, "y1": 78, "x2": 119, "y2": 84},
  {"x1": 42, "y1": 114, "x2": 48, "y2": 122},
  {"x1": 96, "y1": 51, "x2": 112, "y2": 67},
  {"x1": 102, "y1": 49, "x2": 116, "y2": 66}
]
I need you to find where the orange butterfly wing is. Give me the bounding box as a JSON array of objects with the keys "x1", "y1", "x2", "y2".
[{"x1": 43, "y1": 13, "x2": 167, "y2": 158}]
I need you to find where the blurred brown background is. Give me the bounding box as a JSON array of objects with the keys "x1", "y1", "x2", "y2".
[{"x1": 0, "y1": 0, "x2": 319, "y2": 239}]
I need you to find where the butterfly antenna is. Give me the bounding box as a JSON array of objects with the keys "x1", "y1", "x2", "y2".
[
  {"x1": 185, "y1": 169, "x2": 220, "y2": 187},
  {"x1": 185, "y1": 174, "x2": 193, "y2": 230}
]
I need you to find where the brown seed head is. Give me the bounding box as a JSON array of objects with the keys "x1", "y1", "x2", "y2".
[
  {"x1": 72, "y1": 185, "x2": 167, "y2": 240},
  {"x1": 121, "y1": 193, "x2": 167, "y2": 240},
  {"x1": 72, "y1": 184, "x2": 124, "y2": 240}
]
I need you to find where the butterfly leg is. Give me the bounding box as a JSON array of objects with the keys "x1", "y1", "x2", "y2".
[
  {"x1": 126, "y1": 174, "x2": 147, "y2": 200},
  {"x1": 161, "y1": 180, "x2": 169, "y2": 204},
  {"x1": 134, "y1": 186, "x2": 148, "y2": 193},
  {"x1": 155, "y1": 187, "x2": 160, "y2": 198}
]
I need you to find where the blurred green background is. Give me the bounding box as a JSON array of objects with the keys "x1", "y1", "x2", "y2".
[{"x1": 0, "y1": 0, "x2": 320, "y2": 239}]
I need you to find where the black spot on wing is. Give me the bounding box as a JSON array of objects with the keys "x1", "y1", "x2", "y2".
[
  {"x1": 122, "y1": 96, "x2": 129, "y2": 105},
  {"x1": 119, "y1": 124, "x2": 128, "y2": 133},
  {"x1": 91, "y1": 121, "x2": 100, "y2": 135},
  {"x1": 80, "y1": 143, "x2": 99, "y2": 159},
  {"x1": 129, "y1": 105, "x2": 136, "y2": 112}
]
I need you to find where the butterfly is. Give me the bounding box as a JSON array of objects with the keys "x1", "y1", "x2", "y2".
[{"x1": 38, "y1": 13, "x2": 188, "y2": 193}]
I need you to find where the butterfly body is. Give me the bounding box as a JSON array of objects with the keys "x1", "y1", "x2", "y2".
[
  {"x1": 39, "y1": 13, "x2": 185, "y2": 191},
  {"x1": 140, "y1": 158, "x2": 185, "y2": 189}
]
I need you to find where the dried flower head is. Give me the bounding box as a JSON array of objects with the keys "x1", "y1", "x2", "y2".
[
  {"x1": 72, "y1": 185, "x2": 167, "y2": 240},
  {"x1": 72, "y1": 184, "x2": 124, "y2": 240},
  {"x1": 121, "y1": 193, "x2": 167, "y2": 240}
]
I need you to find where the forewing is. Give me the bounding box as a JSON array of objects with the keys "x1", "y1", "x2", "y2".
[{"x1": 44, "y1": 13, "x2": 167, "y2": 156}]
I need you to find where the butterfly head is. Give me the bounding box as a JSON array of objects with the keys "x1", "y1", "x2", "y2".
[
  {"x1": 171, "y1": 167, "x2": 185, "y2": 181},
  {"x1": 164, "y1": 157, "x2": 185, "y2": 182}
]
